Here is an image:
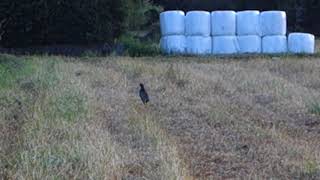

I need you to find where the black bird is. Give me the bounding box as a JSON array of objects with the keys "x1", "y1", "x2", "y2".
[{"x1": 139, "y1": 83, "x2": 149, "y2": 104}]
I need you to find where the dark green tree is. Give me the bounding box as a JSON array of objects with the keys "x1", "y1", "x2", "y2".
[{"x1": 0, "y1": 0, "x2": 127, "y2": 47}]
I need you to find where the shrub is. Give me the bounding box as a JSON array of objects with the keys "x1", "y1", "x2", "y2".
[{"x1": 119, "y1": 34, "x2": 160, "y2": 57}]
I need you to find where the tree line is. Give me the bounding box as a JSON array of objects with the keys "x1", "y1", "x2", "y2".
[{"x1": 0, "y1": 0, "x2": 319, "y2": 48}]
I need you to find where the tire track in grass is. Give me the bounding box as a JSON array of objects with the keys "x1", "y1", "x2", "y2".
[
  {"x1": 145, "y1": 61, "x2": 319, "y2": 179},
  {"x1": 69, "y1": 58, "x2": 320, "y2": 179},
  {"x1": 82, "y1": 59, "x2": 189, "y2": 179},
  {"x1": 188, "y1": 62, "x2": 320, "y2": 178}
]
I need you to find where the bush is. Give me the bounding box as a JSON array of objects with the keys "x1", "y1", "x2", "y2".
[
  {"x1": 125, "y1": 0, "x2": 162, "y2": 32},
  {"x1": 119, "y1": 35, "x2": 160, "y2": 57}
]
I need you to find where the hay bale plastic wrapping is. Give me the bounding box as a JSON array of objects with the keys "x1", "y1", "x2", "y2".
[
  {"x1": 186, "y1": 36, "x2": 212, "y2": 55},
  {"x1": 161, "y1": 35, "x2": 186, "y2": 54},
  {"x1": 260, "y1": 11, "x2": 286, "y2": 36},
  {"x1": 236, "y1": 10, "x2": 261, "y2": 35},
  {"x1": 212, "y1": 36, "x2": 239, "y2": 54},
  {"x1": 288, "y1": 33, "x2": 315, "y2": 54},
  {"x1": 211, "y1": 11, "x2": 236, "y2": 36},
  {"x1": 185, "y1": 11, "x2": 211, "y2": 36},
  {"x1": 237, "y1": 35, "x2": 261, "y2": 54},
  {"x1": 262, "y1": 35, "x2": 287, "y2": 54},
  {"x1": 160, "y1": 11, "x2": 185, "y2": 36}
]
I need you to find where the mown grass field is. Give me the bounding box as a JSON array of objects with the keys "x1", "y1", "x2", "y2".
[{"x1": 1, "y1": 53, "x2": 320, "y2": 179}]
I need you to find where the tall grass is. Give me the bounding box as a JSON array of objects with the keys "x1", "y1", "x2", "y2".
[
  {"x1": 1, "y1": 54, "x2": 320, "y2": 179},
  {"x1": 0, "y1": 55, "x2": 186, "y2": 179},
  {"x1": 0, "y1": 55, "x2": 115, "y2": 179}
]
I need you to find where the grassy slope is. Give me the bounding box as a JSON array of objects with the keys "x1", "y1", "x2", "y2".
[{"x1": 1, "y1": 54, "x2": 320, "y2": 179}]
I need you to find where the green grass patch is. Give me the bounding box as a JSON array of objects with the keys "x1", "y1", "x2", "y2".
[
  {"x1": 309, "y1": 101, "x2": 320, "y2": 116},
  {"x1": 46, "y1": 88, "x2": 87, "y2": 123},
  {"x1": 302, "y1": 160, "x2": 320, "y2": 179},
  {"x1": 0, "y1": 54, "x2": 37, "y2": 89},
  {"x1": 1, "y1": 55, "x2": 90, "y2": 179}
]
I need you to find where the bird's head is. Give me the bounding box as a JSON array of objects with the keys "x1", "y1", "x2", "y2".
[{"x1": 139, "y1": 83, "x2": 144, "y2": 88}]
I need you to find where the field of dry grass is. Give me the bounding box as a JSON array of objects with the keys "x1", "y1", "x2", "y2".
[{"x1": 1, "y1": 53, "x2": 320, "y2": 179}]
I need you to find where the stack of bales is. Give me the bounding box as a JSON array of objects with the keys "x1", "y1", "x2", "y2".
[
  {"x1": 211, "y1": 11, "x2": 238, "y2": 55},
  {"x1": 160, "y1": 11, "x2": 186, "y2": 54},
  {"x1": 260, "y1": 11, "x2": 287, "y2": 54},
  {"x1": 160, "y1": 10, "x2": 315, "y2": 55},
  {"x1": 186, "y1": 11, "x2": 212, "y2": 55},
  {"x1": 236, "y1": 10, "x2": 261, "y2": 54},
  {"x1": 259, "y1": 11, "x2": 315, "y2": 54}
]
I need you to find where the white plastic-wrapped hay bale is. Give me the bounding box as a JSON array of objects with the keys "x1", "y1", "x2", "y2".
[
  {"x1": 288, "y1": 33, "x2": 315, "y2": 54},
  {"x1": 186, "y1": 36, "x2": 212, "y2": 55},
  {"x1": 236, "y1": 10, "x2": 261, "y2": 35},
  {"x1": 161, "y1": 35, "x2": 186, "y2": 54},
  {"x1": 212, "y1": 36, "x2": 238, "y2": 54},
  {"x1": 237, "y1": 35, "x2": 261, "y2": 54},
  {"x1": 260, "y1": 11, "x2": 286, "y2": 36},
  {"x1": 185, "y1": 11, "x2": 211, "y2": 36},
  {"x1": 160, "y1": 11, "x2": 185, "y2": 36},
  {"x1": 262, "y1": 35, "x2": 287, "y2": 54},
  {"x1": 211, "y1": 11, "x2": 236, "y2": 36}
]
